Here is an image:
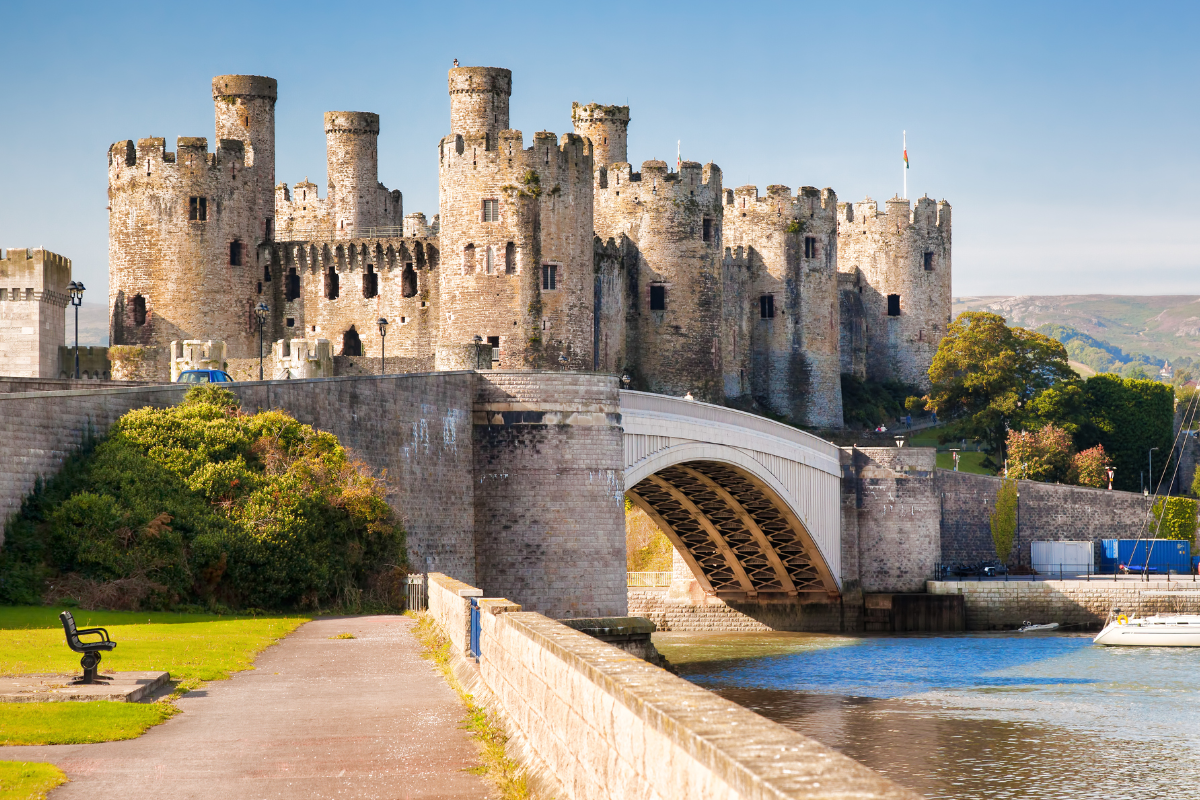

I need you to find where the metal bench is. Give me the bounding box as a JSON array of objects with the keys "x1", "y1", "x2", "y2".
[{"x1": 59, "y1": 610, "x2": 116, "y2": 684}]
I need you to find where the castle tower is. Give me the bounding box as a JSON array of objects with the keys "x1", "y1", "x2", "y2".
[
  {"x1": 836, "y1": 195, "x2": 952, "y2": 389},
  {"x1": 213, "y1": 75, "x2": 277, "y2": 240},
  {"x1": 722, "y1": 185, "x2": 843, "y2": 427},
  {"x1": 448, "y1": 67, "x2": 511, "y2": 140},
  {"x1": 325, "y1": 111, "x2": 401, "y2": 236},
  {"x1": 571, "y1": 103, "x2": 629, "y2": 167},
  {"x1": 0, "y1": 248, "x2": 70, "y2": 378},
  {"x1": 437, "y1": 66, "x2": 594, "y2": 370},
  {"x1": 593, "y1": 159, "x2": 725, "y2": 401}
]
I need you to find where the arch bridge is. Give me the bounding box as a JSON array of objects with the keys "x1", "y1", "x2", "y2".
[{"x1": 620, "y1": 391, "x2": 843, "y2": 601}]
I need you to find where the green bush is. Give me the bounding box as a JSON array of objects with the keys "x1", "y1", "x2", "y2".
[
  {"x1": 1152, "y1": 497, "x2": 1197, "y2": 545},
  {"x1": 0, "y1": 386, "x2": 405, "y2": 611},
  {"x1": 840, "y1": 375, "x2": 921, "y2": 429},
  {"x1": 991, "y1": 480, "x2": 1018, "y2": 563}
]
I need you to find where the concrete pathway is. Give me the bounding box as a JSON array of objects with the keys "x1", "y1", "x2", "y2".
[{"x1": 4, "y1": 615, "x2": 492, "y2": 799}]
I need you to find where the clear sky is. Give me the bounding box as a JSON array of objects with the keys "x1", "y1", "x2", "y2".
[{"x1": 3, "y1": 1, "x2": 1198, "y2": 301}]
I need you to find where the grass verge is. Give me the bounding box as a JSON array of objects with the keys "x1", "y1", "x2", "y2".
[
  {"x1": 0, "y1": 761, "x2": 66, "y2": 799},
  {"x1": 0, "y1": 606, "x2": 308, "y2": 745},
  {"x1": 411, "y1": 613, "x2": 528, "y2": 800}
]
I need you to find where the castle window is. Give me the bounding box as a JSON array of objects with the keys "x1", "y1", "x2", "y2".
[
  {"x1": 482, "y1": 198, "x2": 500, "y2": 222},
  {"x1": 342, "y1": 326, "x2": 362, "y2": 356},
  {"x1": 286, "y1": 268, "x2": 300, "y2": 301},
  {"x1": 703, "y1": 218, "x2": 713, "y2": 242},
  {"x1": 265, "y1": 218, "x2": 273, "y2": 240},
  {"x1": 325, "y1": 266, "x2": 340, "y2": 300},
  {"x1": 286, "y1": 317, "x2": 295, "y2": 328},
  {"x1": 189, "y1": 197, "x2": 207, "y2": 221},
  {"x1": 760, "y1": 294, "x2": 775, "y2": 319},
  {"x1": 464, "y1": 243, "x2": 476, "y2": 273},
  {"x1": 257, "y1": 282, "x2": 262, "y2": 295},
  {"x1": 804, "y1": 236, "x2": 818, "y2": 259},
  {"x1": 485, "y1": 246, "x2": 495, "y2": 274},
  {"x1": 230, "y1": 241, "x2": 243, "y2": 267},
  {"x1": 542, "y1": 264, "x2": 558, "y2": 291},
  {"x1": 487, "y1": 335, "x2": 500, "y2": 363},
  {"x1": 363, "y1": 264, "x2": 378, "y2": 298},
  {"x1": 132, "y1": 294, "x2": 147, "y2": 326},
  {"x1": 924, "y1": 251, "x2": 935, "y2": 271},
  {"x1": 649, "y1": 284, "x2": 666, "y2": 311},
  {"x1": 887, "y1": 294, "x2": 901, "y2": 316},
  {"x1": 401, "y1": 263, "x2": 417, "y2": 298},
  {"x1": 505, "y1": 242, "x2": 515, "y2": 274}
]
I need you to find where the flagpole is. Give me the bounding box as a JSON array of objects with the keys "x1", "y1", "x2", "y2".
[{"x1": 903, "y1": 130, "x2": 907, "y2": 200}]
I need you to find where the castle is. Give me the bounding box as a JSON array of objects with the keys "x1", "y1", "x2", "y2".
[{"x1": 107, "y1": 67, "x2": 952, "y2": 427}]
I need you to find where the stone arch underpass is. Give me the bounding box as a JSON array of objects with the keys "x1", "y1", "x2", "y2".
[{"x1": 620, "y1": 391, "x2": 843, "y2": 601}]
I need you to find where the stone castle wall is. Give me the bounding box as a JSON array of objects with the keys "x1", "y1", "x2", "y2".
[{"x1": 0, "y1": 248, "x2": 70, "y2": 378}]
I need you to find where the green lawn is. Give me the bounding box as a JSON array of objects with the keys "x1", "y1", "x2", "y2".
[
  {"x1": 0, "y1": 761, "x2": 65, "y2": 799},
  {"x1": 0, "y1": 606, "x2": 308, "y2": 746},
  {"x1": 905, "y1": 426, "x2": 997, "y2": 475}
]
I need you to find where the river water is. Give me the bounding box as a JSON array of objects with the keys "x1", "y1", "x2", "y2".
[{"x1": 654, "y1": 631, "x2": 1200, "y2": 800}]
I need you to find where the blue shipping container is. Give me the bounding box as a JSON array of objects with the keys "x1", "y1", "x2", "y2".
[{"x1": 1100, "y1": 539, "x2": 1192, "y2": 574}]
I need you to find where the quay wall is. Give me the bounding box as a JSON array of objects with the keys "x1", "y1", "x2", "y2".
[
  {"x1": 427, "y1": 573, "x2": 918, "y2": 800},
  {"x1": 928, "y1": 579, "x2": 1200, "y2": 630}
]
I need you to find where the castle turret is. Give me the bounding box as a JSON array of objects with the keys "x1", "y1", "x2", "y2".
[
  {"x1": 572, "y1": 103, "x2": 629, "y2": 167},
  {"x1": 213, "y1": 75, "x2": 277, "y2": 241},
  {"x1": 836, "y1": 194, "x2": 952, "y2": 389},
  {"x1": 324, "y1": 111, "x2": 400, "y2": 236},
  {"x1": 438, "y1": 66, "x2": 594, "y2": 370},
  {"x1": 448, "y1": 67, "x2": 511, "y2": 141}
]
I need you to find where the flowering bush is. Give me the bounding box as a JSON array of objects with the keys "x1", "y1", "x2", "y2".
[
  {"x1": 1069, "y1": 444, "x2": 1111, "y2": 488},
  {"x1": 0, "y1": 386, "x2": 404, "y2": 611},
  {"x1": 1006, "y1": 424, "x2": 1074, "y2": 483}
]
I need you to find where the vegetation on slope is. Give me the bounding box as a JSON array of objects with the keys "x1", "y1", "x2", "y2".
[{"x1": 0, "y1": 386, "x2": 405, "y2": 612}]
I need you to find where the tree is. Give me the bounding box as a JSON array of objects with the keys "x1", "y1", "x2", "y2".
[
  {"x1": 1070, "y1": 444, "x2": 1111, "y2": 488},
  {"x1": 926, "y1": 312, "x2": 1075, "y2": 469},
  {"x1": 1151, "y1": 497, "x2": 1197, "y2": 546},
  {"x1": 1006, "y1": 424, "x2": 1074, "y2": 483},
  {"x1": 1075, "y1": 375, "x2": 1174, "y2": 493},
  {"x1": 990, "y1": 479, "x2": 1018, "y2": 564}
]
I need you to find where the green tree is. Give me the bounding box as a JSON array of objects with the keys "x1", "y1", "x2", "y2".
[
  {"x1": 1076, "y1": 375, "x2": 1174, "y2": 493},
  {"x1": 990, "y1": 479, "x2": 1018, "y2": 563},
  {"x1": 1006, "y1": 424, "x2": 1074, "y2": 483},
  {"x1": 926, "y1": 312, "x2": 1075, "y2": 469},
  {"x1": 1151, "y1": 497, "x2": 1197, "y2": 545}
]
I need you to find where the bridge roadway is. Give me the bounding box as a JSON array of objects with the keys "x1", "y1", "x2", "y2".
[{"x1": 620, "y1": 390, "x2": 843, "y2": 601}]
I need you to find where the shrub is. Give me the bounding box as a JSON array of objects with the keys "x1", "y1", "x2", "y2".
[
  {"x1": 1152, "y1": 497, "x2": 1198, "y2": 545},
  {"x1": 1070, "y1": 444, "x2": 1111, "y2": 488},
  {"x1": 1006, "y1": 424, "x2": 1074, "y2": 483},
  {"x1": 0, "y1": 386, "x2": 404, "y2": 611},
  {"x1": 991, "y1": 480, "x2": 1018, "y2": 564}
]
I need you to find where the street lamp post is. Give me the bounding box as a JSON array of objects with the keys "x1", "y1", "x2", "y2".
[
  {"x1": 254, "y1": 302, "x2": 269, "y2": 380},
  {"x1": 377, "y1": 317, "x2": 388, "y2": 377},
  {"x1": 67, "y1": 281, "x2": 84, "y2": 379}
]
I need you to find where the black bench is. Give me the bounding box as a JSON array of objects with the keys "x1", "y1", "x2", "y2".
[{"x1": 60, "y1": 610, "x2": 116, "y2": 684}]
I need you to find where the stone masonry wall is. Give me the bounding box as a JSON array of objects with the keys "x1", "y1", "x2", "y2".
[
  {"x1": 472, "y1": 372, "x2": 626, "y2": 618},
  {"x1": 0, "y1": 248, "x2": 70, "y2": 378},
  {"x1": 928, "y1": 579, "x2": 1200, "y2": 630},
  {"x1": 937, "y1": 469, "x2": 1155, "y2": 568}
]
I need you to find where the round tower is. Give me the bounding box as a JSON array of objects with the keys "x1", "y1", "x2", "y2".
[
  {"x1": 325, "y1": 111, "x2": 380, "y2": 236},
  {"x1": 212, "y1": 75, "x2": 277, "y2": 238},
  {"x1": 448, "y1": 67, "x2": 511, "y2": 140},
  {"x1": 571, "y1": 103, "x2": 629, "y2": 167}
]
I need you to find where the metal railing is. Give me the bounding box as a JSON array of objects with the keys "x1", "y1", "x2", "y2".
[
  {"x1": 275, "y1": 225, "x2": 409, "y2": 241},
  {"x1": 628, "y1": 571, "x2": 673, "y2": 587},
  {"x1": 933, "y1": 562, "x2": 1199, "y2": 583},
  {"x1": 405, "y1": 573, "x2": 427, "y2": 611}
]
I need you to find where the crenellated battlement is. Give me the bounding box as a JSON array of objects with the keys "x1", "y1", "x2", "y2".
[
  {"x1": 324, "y1": 111, "x2": 379, "y2": 135},
  {"x1": 838, "y1": 194, "x2": 951, "y2": 231},
  {"x1": 439, "y1": 128, "x2": 594, "y2": 187},
  {"x1": 107, "y1": 135, "x2": 253, "y2": 179},
  {"x1": 273, "y1": 235, "x2": 439, "y2": 275},
  {"x1": 595, "y1": 159, "x2": 721, "y2": 206},
  {"x1": 726, "y1": 184, "x2": 838, "y2": 225}
]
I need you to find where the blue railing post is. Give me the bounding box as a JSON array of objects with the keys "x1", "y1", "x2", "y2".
[{"x1": 468, "y1": 597, "x2": 481, "y2": 661}]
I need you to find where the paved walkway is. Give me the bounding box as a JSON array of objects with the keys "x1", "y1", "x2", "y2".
[{"x1": 4, "y1": 615, "x2": 491, "y2": 799}]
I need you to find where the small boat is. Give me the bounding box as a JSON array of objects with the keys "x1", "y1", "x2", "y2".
[
  {"x1": 1093, "y1": 612, "x2": 1200, "y2": 646},
  {"x1": 1018, "y1": 621, "x2": 1060, "y2": 632}
]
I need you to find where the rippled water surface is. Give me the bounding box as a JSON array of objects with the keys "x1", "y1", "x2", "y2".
[{"x1": 655, "y1": 631, "x2": 1200, "y2": 800}]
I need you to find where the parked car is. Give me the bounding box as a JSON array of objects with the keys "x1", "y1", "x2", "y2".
[{"x1": 176, "y1": 369, "x2": 235, "y2": 384}]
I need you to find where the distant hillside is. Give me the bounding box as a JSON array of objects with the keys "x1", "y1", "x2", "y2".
[
  {"x1": 60, "y1": 302, "x2": 108, "y2": 346},
  {"x1": 953, "y1": 295, "x2": 1200, "y2": 364}
]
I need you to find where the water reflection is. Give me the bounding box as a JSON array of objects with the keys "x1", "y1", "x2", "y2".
[{"x1": 656, "y1": 631, "x2": 1200, "y2": 800}]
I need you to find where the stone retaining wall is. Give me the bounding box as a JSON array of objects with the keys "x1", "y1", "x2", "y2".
[
  {"x1": 430, "y1": 574, "x2": 918, "y2": 800},
  {"x1": 428, "y1": 573, "x2": 483, "y2": 656},
  {"x1": 927, "y1": 579, "x2": 1200, "y2": 630},
  {"x1": 628, "y1": 588, "x2": 862, "y2": 633}
]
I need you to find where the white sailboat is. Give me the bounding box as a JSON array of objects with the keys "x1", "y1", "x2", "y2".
[{"x1": 1093, "y1": 611, "x2": 1200, "y2": 646}]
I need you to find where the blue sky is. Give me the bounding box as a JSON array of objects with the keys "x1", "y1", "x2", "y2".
[{"x1": 3, "y1": 1, "x2": 1198, "y2": 300}]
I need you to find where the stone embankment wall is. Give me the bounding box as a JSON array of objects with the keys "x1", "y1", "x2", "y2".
[
  {"x1": 628, "y1": 588, "x2": 863, "y2": 633},
  {"x1": 938, "y1": 469, "x2": 1155, "y2": 567},
  {"x1": 428, "y1": 573, "x2": 918, "y2": 800},
  {"x1": 928, "y1": 579, "x2": 1200, "y2": 629}
]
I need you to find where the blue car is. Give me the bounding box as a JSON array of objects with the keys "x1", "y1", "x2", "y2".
[{"x1": 176, "y1": 369, "x2": 235, "y2": 384}]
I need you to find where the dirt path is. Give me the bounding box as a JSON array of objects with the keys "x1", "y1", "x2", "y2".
[{"x1": 4, "y1": 615, "x2": 491, "y2": 799}]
